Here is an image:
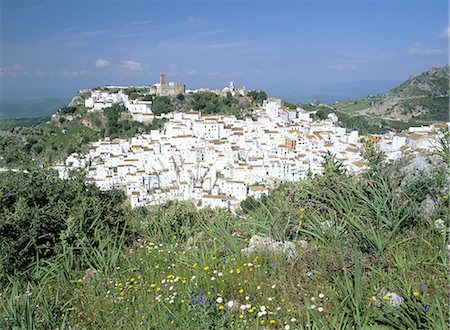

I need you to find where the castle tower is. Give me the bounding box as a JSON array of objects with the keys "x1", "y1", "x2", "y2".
[{"x1": 160, "y1": 73, "x2": 166, "y2": 87}]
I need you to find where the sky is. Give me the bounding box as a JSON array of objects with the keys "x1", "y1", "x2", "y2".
[{"x1": 0, "y1": 0, "x2": 448, "y2": 101}]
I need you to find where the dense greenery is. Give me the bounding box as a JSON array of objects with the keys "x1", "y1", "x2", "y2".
[
  {"x1": 248, "y1": 90, "x2": 268, "y2": 105},
  {"x1": 0, "y1": 169, "x2": 132, "y2": 278},
  {"x1": 0, "y1": 117, "x2": 50, "y2": 131},
  {"x1": 0, "y1": 133, "x2": 448, "y2": 329},
  {"x1": 152, "y1": 96, "x2": 173, "y2": 115},
  {"x1": 190, "y1": 92, "x2": 248, "y2": 118}
]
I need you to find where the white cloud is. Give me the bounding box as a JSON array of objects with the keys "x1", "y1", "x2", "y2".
[
  {"x1": 187, "y1": 16, "x2": 206, "y2": 27},
  {"x1": 0, "y1": 64, "x2": 26, "y2": 77},
  {"x1": 439, "y1": 27, "x2": 450, "y2": 39},
  {"x1": 60, "y1": 70, "x2": 90, "y2": 78},
  {"x1": 328, "y1": 64, "x2": 356, "y2": 70},
  {"x1": 408, "y1": 47, "x2": 442, "y2": 55},
  {"x1": 123, "y1": 60, "x2": 143, "y2": 71},
  {"x1": 95, "y1": 58, "x2": 110, "y2": 67}
]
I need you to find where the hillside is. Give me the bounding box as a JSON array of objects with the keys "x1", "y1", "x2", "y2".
[
  {"x1": 334, "y1": 66, "x2": 449, "y2": 122},
  {"x1": 1, "y1": 142, "x2": 448, "y2": 329},
  {"x1": 0, "y1": 89, "x2": 265, "y2": 169},
  {"x1": 366, "y1": 65, "x2": 449, "y2": 121}
]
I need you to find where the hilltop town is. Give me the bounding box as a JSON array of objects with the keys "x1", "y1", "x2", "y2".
[{"x1": 58, "y1": 75, "x2": 448, "y2": 210}]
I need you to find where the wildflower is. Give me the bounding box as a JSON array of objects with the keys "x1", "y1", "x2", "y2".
[
  {"x1": 318, "y1": 307, "x2": 324, "y2": 313},
  {"x1": 219, "y1": 305, "x2": 224, "y2": 310},
  {"x1": 270, "y1": 320, "x2": 276, "y2": 324},
  {"x1": 423, "y1": 306, "x2": 430, "y2": 312},
  {"x1": 203, "y1": 266, "x2": 209, "y2": 271},
  {"x1": 227, "y1": 300, "x2": 234, "y2": 308},
  {"x1": 192, "y1": 263, "x2": 197, "y2": 268},
  {"x1": 236, "y1": 268, "x2": 241, "y2": 274},
  {"x1": 443, "y1": 195, "x2": 448, "y2": 199},
  {"x1": 239, "y1": 289, "x2": 244, "y2": 293},
  {"x1": 285, "y1": 325, "x2": 291, "y2": 330},
  {"x1": 421, "y1": 282, "x2": 427, "y2": 289},
  {"x1": 412, "y1": 291, "x2": 420, "y2": 297},
  {"x1": 310, "y1": 304, "x2": 316, "y2": 309},
  {"x1": 290, "y1": 317, "x2": 297, "y2": 322},
  {"x1": 216, "y1": 297, "x2": 223, "y2": 303},
  {"x1": 211, "y1": 276, "x2": 216, "y2": 281},
  {"x1": 130, "y1": 278, "x2": 135, "y2": 282},
  {"x1": 319, "y1": 293, "x2": 325, "y2": 299},
  {"x1": 239, "y1": 314, "x2": 244, "y2": 319},
  {"x1": 240, "y1": 304, "x2": 246, "y2": 310}
]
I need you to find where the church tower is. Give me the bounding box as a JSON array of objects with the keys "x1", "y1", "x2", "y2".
[{"x1": 160, "y1": 73, "x2": 166, "y2": 87}]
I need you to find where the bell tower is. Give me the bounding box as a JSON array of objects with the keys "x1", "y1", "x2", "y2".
[{"x1": 160, "y1": 73, "x2": 166, "y2": 87}]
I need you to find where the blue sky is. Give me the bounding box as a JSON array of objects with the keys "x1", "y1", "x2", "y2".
[{"x1": 1, "y1": 0, "x2": 448, "y2": 100}]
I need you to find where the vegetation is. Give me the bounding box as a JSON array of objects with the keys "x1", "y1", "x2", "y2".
[
  {"x1": 190, "y1": 92, "x2": 250, "y2": 118},
  {"x1": 0, "y1": 117, "x2": 50, "y2": 131},
  {"x1": 0, "y1": 103, "x2": 165, "y2": 169},
  {"x1": 248, "y1": 90, "x2": 268, "y2": 105},
  {"x1": 0, "y1": 133, "x2": 448, "y2": 329},
  {"x1": 333, "y1": 97, "x2": 381, "y2": 114}
]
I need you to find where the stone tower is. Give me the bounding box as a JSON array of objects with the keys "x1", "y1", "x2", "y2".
[{"x1": 160, "y1": 73, "x2": 166, "y2": 87}]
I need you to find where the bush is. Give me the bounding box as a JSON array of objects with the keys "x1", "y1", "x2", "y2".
[{"x1": 0, "y1": 169, "x2": 133, "y2": 279}]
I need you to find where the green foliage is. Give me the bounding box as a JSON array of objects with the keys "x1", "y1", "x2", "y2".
[
  {"x1": 0, "y1": 117, "x2": 50, "y2": 131},
  {"x1": 247, "y1": 90, "x2": 267, "y2": 104},
  {"x1": 283, "y1": 101, "x2": 297, "y2": 109},
  {"x1": 152, "y1": 96, "x2": 173, "y2": 115},
  {"x1": 0, "y1": 169, "x2": 133, "y2": 279}
]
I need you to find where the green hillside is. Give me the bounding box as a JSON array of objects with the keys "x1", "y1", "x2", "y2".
[
  {"x1": 334, "y1": 66, "x2": 449, "y2": 123},
  {"x1": 0, "y1": 136, "x2": 448, "y2": 329}
]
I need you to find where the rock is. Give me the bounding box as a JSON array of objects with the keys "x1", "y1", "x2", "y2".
[
  {"x1": 241, "y1": 235, "x2": 301, "y2": 261},
  {"x1": 434, "y1": 218, "x2": 445, "y2": 233},
  {"x1": 382, "y1": 292, "x2": 404, "y2": 308}
]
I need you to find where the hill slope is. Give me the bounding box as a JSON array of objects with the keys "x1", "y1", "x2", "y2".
[{"x1": 367, "y1": 65, "x2": 449, "y2": 121}]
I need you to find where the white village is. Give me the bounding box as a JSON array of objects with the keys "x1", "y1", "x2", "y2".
[{"x1": 59, "y1": 75, "x2": 448, "y2": 210}]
